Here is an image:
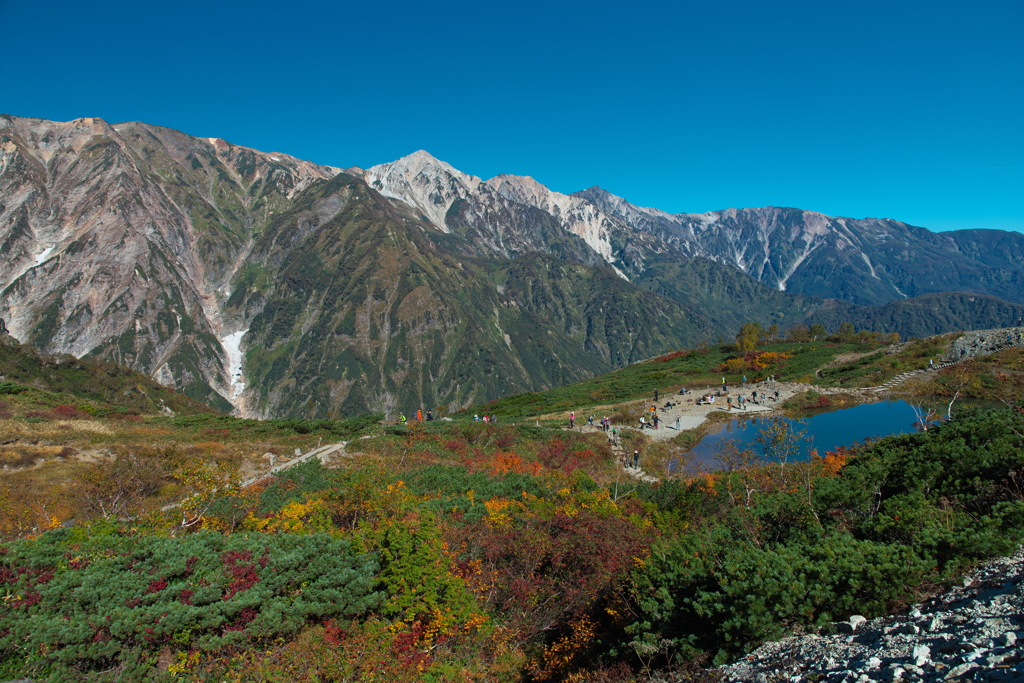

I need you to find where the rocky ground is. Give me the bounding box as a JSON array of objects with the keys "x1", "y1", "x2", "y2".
[{"x1": 712, "y1": 547, "x2": 1024, "y2": 682}]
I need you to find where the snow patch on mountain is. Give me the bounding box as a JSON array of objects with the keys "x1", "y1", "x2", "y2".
[
  {"x1": 221, "y1": 329, "x2": 248, "y2": 401},
  {"x1": 33, "y1": 246, "x2": 54, "y2": 266}
]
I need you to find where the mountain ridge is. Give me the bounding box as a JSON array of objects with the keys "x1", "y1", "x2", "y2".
[{"x1": 3, "y1": 115, "x2": 1024, "y2": 418}]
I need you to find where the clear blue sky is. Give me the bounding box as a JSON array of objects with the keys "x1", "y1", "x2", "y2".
[{"x1": 3, "y1": 0, "x2": 1021, "y2": 232}]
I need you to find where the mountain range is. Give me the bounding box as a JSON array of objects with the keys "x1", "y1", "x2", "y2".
[{"x1": 2, "y1": 115, "x2": 1022, "y2": 418}]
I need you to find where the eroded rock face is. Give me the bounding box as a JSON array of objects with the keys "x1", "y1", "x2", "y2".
[
  {"x1": 0, "y1": 115, "x2": 338, "y2": 412},
  {"x1": 712, "y1": 547, "x2": 1024, "y2": 682}
]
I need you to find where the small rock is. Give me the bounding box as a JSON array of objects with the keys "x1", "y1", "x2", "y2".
[
  {"x1": 910, "y1": 608, "x2": 923, "y2": 618},
  {"x1": 944, "y1": 661, "x2": 977, "y2": 679},
  {"x1": 927, "y1": 617, "x2": 943, "y2": 632},
  {"x1": 849, "y1": 615, "x2": 867, "y2": 632},
  {"x1": 1004, "y1": 631, "x2": 1017, "y2": 647},
  {"x1": 866, "y1": 657, "x2": 883, "y2": 670},
  {"x1": 913, "y1": 644, "x2": 931, "y2": 667},
  {"x1": 887, "y1": 666, "x2": 905, "y2": 681}
]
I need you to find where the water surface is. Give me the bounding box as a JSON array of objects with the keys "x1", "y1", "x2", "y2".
[{"x1": 681, "y1": 398, "x2": 987, "y2": 471}]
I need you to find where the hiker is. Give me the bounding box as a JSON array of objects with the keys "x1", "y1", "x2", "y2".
[
  {"x1": 633, "y1": 450, "x2": 640, "y2": 468},
  {"x1": 653, "y1": 414, "x2": 659, "y2": 429},
  {"x1": 760, "y1": 392, "x2": 765, "y2": 403},
  {"x1": 742, "y1": 375, "x2": 747, "y2": 385},
  {"x1": 654, "y1": 389, "x2": 659, "y2": 402},
  {"x1": 569, "y1": 411, "x2": 575, "y2": 429},
  {"x1": 774, "y1": 390, "x2": 780, "y2": 401},
  {"x1": 483, "y1": 414, "x2": 489, "y2": 423},
  {"x1": 751, "y1": 390, "x2": 757, "y2": 404},
  {"x1": 639, "y1": 416, "x2": 647, "y2": 429},
  {"x1": 474, "y1": 414, "x2": 480, "y2": 421},
  {"x1": 417, "y1": 409, "x2": 423, "y2": 421},
  {"x1": 675, "y1": 415, "x2": 681, "y2": 430},
  {"x1": 929, "y1": 358, "x2": 934, "y2": 369},
  {"x1": 426, "y1": 410, "x2": 433, "y2": 421},
  {"x1": 588, "y1": 415, "x2": 594, "y2": 426},
  {"x1": 727, "y1": 396, "x2": 733, "y2": 410}
]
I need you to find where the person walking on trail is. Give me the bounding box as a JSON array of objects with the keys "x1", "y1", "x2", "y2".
[
  {"x1": 569, "y1": 411, "x2": 575, "y2": 429},
  {"x1": 654, "y1": 389, "x2": 659, "y2": 402},
  {"x1": 742, "y1": 375, "x2": 747, "y2": 385},
  {"x1": 727, "y1": 396, "x2": 733, "y2": 410},
  {"x1": 633, "y1": 450, "x2": 640, "y2": 468},
  {"x1": 653, "y1": 414, "x2": 659, "y2": 429},
  {"x1": 675, "y1": 415, "x2": 681, "y2": 430},
  {"x1": 588, "y1": 415, "x2": 594, "y2": 427}
]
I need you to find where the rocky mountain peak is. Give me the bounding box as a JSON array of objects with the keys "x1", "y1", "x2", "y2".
[{"x1": 360, "y1": 150, "x2": 482, "y2": 232}]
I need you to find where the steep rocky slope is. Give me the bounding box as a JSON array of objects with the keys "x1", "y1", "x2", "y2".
[
  {"x1": 224, "y1": 172, "x2": 713, "y2": 417},
  {"x1": 0, "y1": 115, "x2": 337, "y2": 410}
]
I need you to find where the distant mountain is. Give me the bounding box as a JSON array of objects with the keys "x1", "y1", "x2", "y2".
[
  {"x1": 3, "y1": 115, "x2": 1023, "y2": 418},
  {"x1": 574, "y1": 187, "x2": 1024, "y2": 307}
]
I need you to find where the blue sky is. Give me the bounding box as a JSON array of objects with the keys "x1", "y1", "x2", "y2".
[{"x1": 3, "y1": 0, "x2": 1021, "y2": 231}]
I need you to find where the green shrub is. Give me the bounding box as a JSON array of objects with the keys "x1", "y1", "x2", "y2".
[{"x1": 0, "y1": 529, "x2": 382, "y2": 679}]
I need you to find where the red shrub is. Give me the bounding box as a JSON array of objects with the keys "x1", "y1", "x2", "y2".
[{"x1": 53, "y1": 405, "x2": 89, "y2": 419}]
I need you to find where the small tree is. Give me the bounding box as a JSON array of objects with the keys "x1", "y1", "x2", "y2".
[
  {"x1": 786, "y1": 324, "x2": 811, "y2": 342},
  {"x1": 736, "y1": 322, "x2": 764, "y2": 352},
  {"x1": 754, "y1": 417, "x2": 811, "y2": 483},
  {"x1": 810, "y1": 324, "x2": 827, "y2": 341},
  {"x1": 79, "y1": 452, "x2": 168, "y2": 521}
]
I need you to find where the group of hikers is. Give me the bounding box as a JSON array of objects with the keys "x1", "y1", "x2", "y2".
[
  {"x1": 398, "y1": 410, "x2": 433, "y2": 423},
  {"x1": 565, "y1": 377, "x2": 789, "y2": 435}
]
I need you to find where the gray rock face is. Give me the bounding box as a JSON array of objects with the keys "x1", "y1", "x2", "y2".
[
  {"x1": 0, "y1": 115, "x2": 338, "y2": 412},
  {"x1": 715, "y1": 547, "x2": 1024, "y2": 682}
]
